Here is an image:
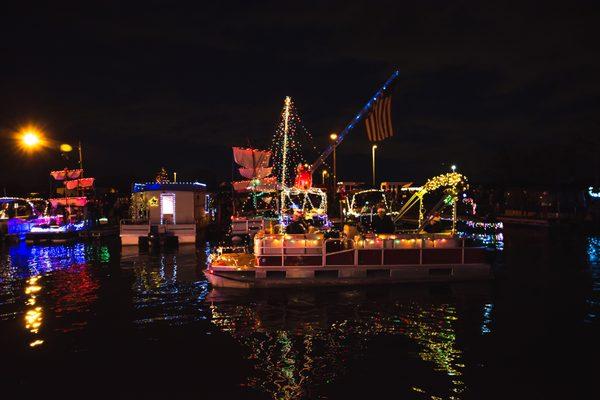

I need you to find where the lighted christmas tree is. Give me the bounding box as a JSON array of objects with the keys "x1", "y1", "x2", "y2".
[
  {"x1": 270, "y1": 96, "x2": 320, "y2": 188},
  {"x1": 155, "y1": 167, "x2": 169, "y2": 183}
]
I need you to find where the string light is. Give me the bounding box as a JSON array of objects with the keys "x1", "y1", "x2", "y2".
[{"x1": 270, "y1": 96, "x2": 322, "y2": 187}]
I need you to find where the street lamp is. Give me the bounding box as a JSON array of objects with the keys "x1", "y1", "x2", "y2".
[
  {"x1": 59, "y1": 141, "x2": 84, "y2": 170},
  {"x1": 321, "y1": 169, "x2": 328, "y2": 185},
  {"x1": 451, "y1": 164, "x2": 457, "y2": 172},
  {"x1": 18, "y1": 127, "x2": 43, "y2": 152},
  {"x1": 329, "y1": 133, "x2": 338, "y2": 194},
  {"x1": 372, "y1": 144, "x2": 378, "y2": 187}
]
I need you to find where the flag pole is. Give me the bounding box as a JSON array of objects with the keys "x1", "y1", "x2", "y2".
[{"x1": 309, "y1": 70, "x2": 399, "y2": 174}]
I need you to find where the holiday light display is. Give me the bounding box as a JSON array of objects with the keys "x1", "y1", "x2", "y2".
[
  {"x1": 270, "y1": 96, "x2": 321, "y2": 187},
  {"x1": 155, "y1": 167, "x2": 169, "y2": 183},
  {"x1": 423, "y1": 172, "x2": 468, "y2": 193},
  {"x1": 281, "y1": 187, "x2": 327, "y2": 214},
  {"x1": 393, "y1": 172, "x2": 469, "y2": 233},
  {"x1": 589, "y1": 186, "x2": 600, "y2": 199},
  {"x1": 294, "y1": 164, "x2": 312, "y2": 189},
  {"x1": 346, "y1": 189, "x2": 394, "y2": 218}
]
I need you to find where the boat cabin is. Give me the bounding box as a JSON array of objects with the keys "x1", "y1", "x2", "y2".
[{"x1": 121, "y1": 181, "x2": 208, "y2": 245}]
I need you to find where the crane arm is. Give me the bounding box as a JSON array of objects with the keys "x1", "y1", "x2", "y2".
[{"x1": 309, "y1": 70, "x2": 400, "y2": 173}]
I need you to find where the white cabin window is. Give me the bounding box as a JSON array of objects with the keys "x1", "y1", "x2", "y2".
[{"x1": 160, "y1": 193, "x2": 176, "y2": 225}]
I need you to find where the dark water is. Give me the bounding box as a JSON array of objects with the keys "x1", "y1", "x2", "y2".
[{"x1": 1, "y1": 230, "x2": 598, "y2": 398}]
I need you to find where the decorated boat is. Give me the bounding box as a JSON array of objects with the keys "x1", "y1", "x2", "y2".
[
  {"x1": 208, "y1": 72, "x2": 492, "y2": 288},
  {"x1": 207, "y1": 232, "x2": 490, "y2": 288},
  {"x1": 26, "y1": 168, "x2": 94, "y2": 242}
]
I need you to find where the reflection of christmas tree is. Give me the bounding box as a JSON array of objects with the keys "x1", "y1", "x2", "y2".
[
  {"x1": 155, "y1": 167, "x2": 169, "y2": 183},
  {"x1": 270, "y1": 97, "x2": 320, "y2": 187}
]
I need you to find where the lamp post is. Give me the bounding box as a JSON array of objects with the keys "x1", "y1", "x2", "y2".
[
  {"x1": 321, "y1": 169, "x2": 328, "y2": 185},
  {"x1": 372, "y1": 144, "x2": 378, "y2": 188},
  {"x1": 451, "y1": 164, "x2": 456, "y2": 172},
  {"x1": 329, "y1": 133, "x2": 338, "y2": 196}
]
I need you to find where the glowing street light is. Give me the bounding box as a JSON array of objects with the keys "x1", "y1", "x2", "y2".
[
  {"x1": 372, "y1": 144, "x2": 378, "y2": 187},
  {"x1": 15, "y1": 126, "x2": 44, "y2": 151},
  {"x1": 451, "y1": 164, "x2": 457, "y2": 172},
  {"x1": 329, "y1": 133, "x2": 338, "y2": 199},
  {"x1": 321, "y1": 169, "x2": 328, "y2": 185},
  {"x1": 20, "y1": 128, "x2": 43, "y2": 151}
]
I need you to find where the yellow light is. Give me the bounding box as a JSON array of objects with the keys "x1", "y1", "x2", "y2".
[
  {"x1": 17, "y1": 126, "x2": 45, "y2": 151},
  {"x1": 60, "y1": 143, "x2": 73, "y2": 152},
  {"x1": 329, "y1": 133, "x2": 338, "y2": 141},
  {"x1": 22, "y1": 132, "x2": 40, "y2": 147}
]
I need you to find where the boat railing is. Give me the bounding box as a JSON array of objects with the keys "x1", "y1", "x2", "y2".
[{"x1": 254, "y1": 233, "x2": 486, "y2": 267}]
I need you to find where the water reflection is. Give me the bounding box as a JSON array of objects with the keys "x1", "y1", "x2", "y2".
[
  {"x1": 586, "y1": 236, "x2": 600, "y2": 323},
  {"x1": 208, "y1": 286, "x2": 491, "y2": 399},
  {"x1": 0, "y1": 242, "x2": 106, "y2": 348},
  {"x1": 122, "y1": 245, "x2": 209, "y2": 326},
  {"x1": 24, "y1": 275, "x2": 44, "y2": 347}
]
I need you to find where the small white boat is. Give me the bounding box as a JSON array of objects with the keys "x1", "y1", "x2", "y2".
[{"x1": 206, "y1": 233, "x2": 492, "y2": 289}]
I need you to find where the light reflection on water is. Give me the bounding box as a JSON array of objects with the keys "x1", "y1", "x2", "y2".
[
  {"x1": 122, "y1": 246, "x2": 210, "y2": 326},
  {"x1": 585, "y1": 236, "x2": 600, "y2": 323},
  {"x1": 0, "y1": 232, "x2": 598, "y2": 398},
  {"x1": 208, "y1": 287, "x2": 488, "y2": 400},
  {"x1": 0, "y1": 242, "x2": 109, "y2": 348}
]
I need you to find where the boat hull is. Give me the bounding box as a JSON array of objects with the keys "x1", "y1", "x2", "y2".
[{"x1": 206, "y1": 263, "x2": 491, "y2": 289}]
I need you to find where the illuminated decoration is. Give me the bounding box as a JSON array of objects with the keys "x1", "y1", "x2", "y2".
[
  {"x1": 50, "y1": 169, "x2": 83, "y2": 181},
  {"x1": 60, "y1": 143, "x2": 73, "y2": 152},
  {"x1": 132, "y1": 181, "x2": 206, "y2": 193},
  {"x1": 30, "y1": 220, "x2": 87, "y2": 233},
  {"x1": 293, "y1": 164, "x2": 312, "y2": 189},
  {"x1": 160, "y1": 193, "x2": 176, "y2": 225},
  {"x1": 346, "y1": 189, "x2": 395, "y2": 218},
  {"x1": 462, "y1": 196, "x2": 477, "y2": 215},
  {"x1": 65, "y1": 177, "x2": 94, "y2": 190},
  {"x1": 310, "y1": 70, "x2": 400, "y2": 173},
  {"x1": 155, "y1": 167, "x2": 169, "y2": 183},
  {"x1": 48, "y1": 197, "x2": 88, "y2": 208},
  {"x1": 464, "y1": 220, "x2": 503, "y2": 230},
  {"x1": 270, "y1": 96, "x2": 321, "y2": 187},
  {"x1": 395, "y1": 172, "x2": 469, "y2": 234},
  {"x1": 280, "y1": 187, "x2": 327, "y2": 214},
  {"x1": 129, "y1": 193, "x2": 148, "y2": 221},
  {"x1": 589, "y1": 186, "x2": 600, "y2": 198},
  {"x1": 232, "y1": 147, "x2": 277, "y2": 192},
  {"x1": 422, "y1": 172, "x2": 467, "y2": 193},
  {"x1": 148, "y1": 196, "x2": 159, "y2": 207}
]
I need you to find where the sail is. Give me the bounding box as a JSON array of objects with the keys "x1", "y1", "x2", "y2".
[
  {"x1": 51, "y1": 169, "x2": 83, "y2": 181},
  {"x1": 65, "y1": 177, "x2": 95, "y2": 190},
  {"x1": 49, "y1": 197, "x2": 88, "y2": 207},
  {"x1": 233, "y1": 147, "x2": 272, "y2": 179},
  {"x1": 239, "y1": 167, "x2": 272, "y2": 180}
]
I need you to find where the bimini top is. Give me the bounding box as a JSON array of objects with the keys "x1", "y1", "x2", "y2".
[{"x1": 132, "y1": 181, "x2": 207, "y2": 193}]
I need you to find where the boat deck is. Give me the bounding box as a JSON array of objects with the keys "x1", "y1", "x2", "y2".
[{"x1": 207, "y1": 233, "x2": 492, "y2": 288}]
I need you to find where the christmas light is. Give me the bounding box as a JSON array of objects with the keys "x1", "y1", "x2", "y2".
[
  {"x1": 270, "y1": 97, "x2": 322, "y2": 187},
  {"x1": 589, "y1": 186, "x2": 600, "y2": 198}
]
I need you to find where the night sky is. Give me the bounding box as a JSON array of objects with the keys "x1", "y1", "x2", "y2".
[{"x1": 1, "y1": 1, "x2": 599, "y2": 194}]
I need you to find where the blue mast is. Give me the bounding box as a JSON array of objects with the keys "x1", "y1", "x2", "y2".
[{"x1": 309, "y1": 70, "x2": 400, "y2": 173}]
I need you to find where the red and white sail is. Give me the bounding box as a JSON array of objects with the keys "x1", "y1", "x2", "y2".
[{"x1": 232, "y1": 147, "x2": 275, "y2": 192}]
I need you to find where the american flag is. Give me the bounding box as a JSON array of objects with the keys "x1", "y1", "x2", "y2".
[{"x1": 365, "y1": 94, "x2": 393, "y2": 142}]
